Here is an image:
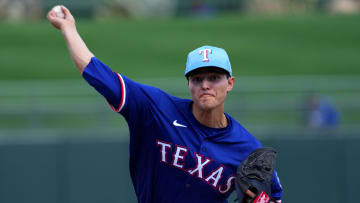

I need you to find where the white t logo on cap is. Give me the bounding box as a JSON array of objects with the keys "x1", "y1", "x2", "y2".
[{"x1": 199, "y1": 49, "x2": 212, "y2": 62}]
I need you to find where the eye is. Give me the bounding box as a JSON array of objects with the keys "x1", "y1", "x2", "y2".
[
  {"x1": 208, "y1": 75, "x2": 220, "y2": 82},
  {"x1": 191, "y1": 76, "x2": 203, "y2": 84}
]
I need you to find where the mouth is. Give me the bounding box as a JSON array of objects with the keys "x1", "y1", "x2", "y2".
[{"x1": 200, "y1": 93, "x2": 215, "y2": 98}]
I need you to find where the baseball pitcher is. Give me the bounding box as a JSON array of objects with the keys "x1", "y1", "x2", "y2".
[{"x1": 47, "y1": 6, "x2": 283, "y2": 203}]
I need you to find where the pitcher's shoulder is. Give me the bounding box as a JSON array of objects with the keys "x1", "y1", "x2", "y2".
[{"x1": 227, "y1": 115, "x2": 262, "y2": 147}]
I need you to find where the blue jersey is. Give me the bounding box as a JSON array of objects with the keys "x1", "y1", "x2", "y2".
[{"x1": 82, "y1": 57, "x2": 283, "y2": 203}]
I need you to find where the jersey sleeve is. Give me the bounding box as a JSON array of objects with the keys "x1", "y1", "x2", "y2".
[
  {"x1": 82, "y1": 57, "x2": 164, "y2": 125},
  {"x1": 82, "y1": 57, "x2": 124, "y2": 111},
  {"x1": 271, "y1": 170, "x2": 283, "y2": 202}
]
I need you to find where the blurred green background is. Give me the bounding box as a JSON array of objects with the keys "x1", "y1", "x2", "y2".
[{"x1": 0, "y1": 0, "x2": 360, "y2": 202}]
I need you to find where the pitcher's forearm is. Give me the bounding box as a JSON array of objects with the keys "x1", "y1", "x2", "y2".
[
  {"x1": 62, "y1": 28, "x2": 94, "y2": 73},
  {"x1": 47, "y1": 6, "x2": 93, "y2": 73}
]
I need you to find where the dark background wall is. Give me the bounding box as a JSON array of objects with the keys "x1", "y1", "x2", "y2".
[{"x1": 0, "y1": 135, "x2": 358, "y2": 203}]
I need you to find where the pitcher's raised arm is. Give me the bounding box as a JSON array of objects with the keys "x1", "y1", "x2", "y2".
[{"x1": 47, "y1": 5, "x2": 94, "y2": 73}]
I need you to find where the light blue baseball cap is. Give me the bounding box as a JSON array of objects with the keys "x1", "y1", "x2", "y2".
[{"x1": 185, "y1": 45, "x2": 232, "y2": 77}]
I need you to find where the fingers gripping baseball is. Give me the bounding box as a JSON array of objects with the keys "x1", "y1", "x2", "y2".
[{"x1": 47, "y1": 5, "x2": 75, "y2": 31}]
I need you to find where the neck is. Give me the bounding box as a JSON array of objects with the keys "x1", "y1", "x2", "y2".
[{"x1": 192, "y1": 103, "x2": 228, "y2": 128}]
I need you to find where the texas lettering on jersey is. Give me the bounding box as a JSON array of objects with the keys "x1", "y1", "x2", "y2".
[{"x1": 156, "y1": 139, "x2": 236, "y2": 195}]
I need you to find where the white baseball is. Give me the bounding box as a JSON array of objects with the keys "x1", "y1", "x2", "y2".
[{"x1": 53, "y1": 5, "x2": 65, "y2": 19}]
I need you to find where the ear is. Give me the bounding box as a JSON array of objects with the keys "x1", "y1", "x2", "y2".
[{"x1": 226, "y1": 77, "x2": 235, "y2": 92}]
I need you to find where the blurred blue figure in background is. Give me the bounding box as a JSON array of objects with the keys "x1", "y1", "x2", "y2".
[{"x1": 304, "y1": 94, "x2": 340, "y2": 129}]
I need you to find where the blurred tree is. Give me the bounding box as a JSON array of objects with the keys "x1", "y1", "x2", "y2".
[
  {"x1": 96, "y1": 0, "x2": 177, "y2": 18},
  {"x1": 244, "y1": 0, "x2": 360, "y2": 14},
  {"x1": 0, "y1": 0, "x2": 43, "y2": 21},
  {"x1": 328, "y1": 0, "x2": 360, "y2": 14}
]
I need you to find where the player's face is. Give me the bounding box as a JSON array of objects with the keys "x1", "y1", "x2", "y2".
[{"x1": 188, "y1": 69, "x2": 234, "y2": 111}]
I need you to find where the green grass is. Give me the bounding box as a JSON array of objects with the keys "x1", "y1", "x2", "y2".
[
  {"x1": 1, "y1": 15, "x2": 359, "y2": 134},
  {"x1": 1, "y1": 14, "x2": 360, "y2": 80}
]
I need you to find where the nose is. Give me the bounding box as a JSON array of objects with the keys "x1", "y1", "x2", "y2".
[{"x1": 201, "y1": 79, "x2": 211, "y2": 90}]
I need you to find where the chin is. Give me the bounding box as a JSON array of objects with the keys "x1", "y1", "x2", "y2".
[{"x1": 197, "y1": 101, "x2": 218, "y2": 111}]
